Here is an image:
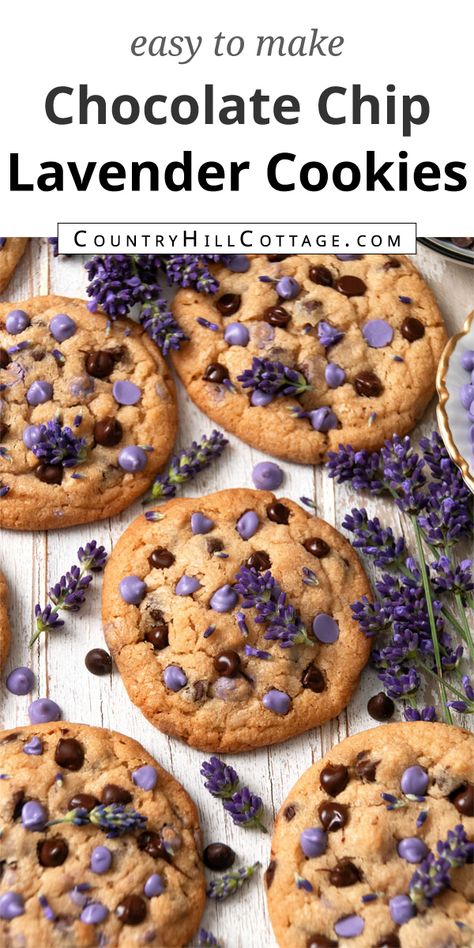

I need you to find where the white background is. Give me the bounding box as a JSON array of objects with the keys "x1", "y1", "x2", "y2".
[{"x1": 0, "y1": 0, "x2": 472, "y2": 234}]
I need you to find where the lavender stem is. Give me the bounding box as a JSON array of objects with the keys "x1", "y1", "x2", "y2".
[{"x1": 412, "y1": 518, "x2": 451, "y2": 724}]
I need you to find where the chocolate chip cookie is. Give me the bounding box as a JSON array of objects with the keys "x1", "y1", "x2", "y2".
[
  {"x1": 101, "y1": 488, "x2": 371, "y2": 752},
  {"x1": 0, "y1": 239, "x2": 28, "y2": 294},
  {"x1": 266, "y1": 722, "x2": 474, "y2": 947},
  {"x1": 0, "y1": 721, "x2": 205, "y2": 947},
  {"x1": 171, "y1": 254, "x2": 447, "y2": 463},
  {"x1": 0, "y1": 570, "x2": 10, "y2": 671},
  {"x1": 0, "y1": 295, "x2": 177, "y2": 529}
]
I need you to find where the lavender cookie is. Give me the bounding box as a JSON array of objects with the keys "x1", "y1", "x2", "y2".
[
  {"x1": 267, "y1": 722, "x2": 474, "y2": 948},
  {"x1": 171, "y1": 254, "x2": 447, "y2": 463},
  {"x1": 0, "y1": 238, "x2": 28, "y2": 295},
  {"x1": 0, "y1": 295, "x2": 177, "y2": 529},
  {"x1": 0, "y1": 722, "x2": 205, "y2": 947},
  {"x1": 0, "y1": 569, "x2": 10, "y2": 672},
  {"x1": 102, "y1": 488, "x2": 371, "y2": 752}
]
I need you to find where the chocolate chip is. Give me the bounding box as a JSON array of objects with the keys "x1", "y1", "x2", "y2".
[
  {"x1": 265, "y1": 859, "x2": 276, "y2": 888},
  {"x1": 214, "y1": 650, "x2": 241, "y2": 677},
  {"x1": 206, "y1": 537, "x2": 224, "y2": 554},
  {"x1": 216, "y1": 293, "x2": 241, "y2": 317},
  {"x1": 246, "y1": 551, "x2": 271, "y2": 571},
  {"x1": 320, "y1": 763, "x2": 349, "y2": 797},
  {"x1": 31, "y1": 349, "x2": 46, "y2": 362},
  {"x1": 451, "y1": 237, "x2": 474, "y2": 248},
  {"x1": 283, "y1": 804, "x2": 297, "y2": 821},
  {"x1": 37, "y1": 836, "x2": 69, "y2": 867},
  {"x1": 301, "y1": 663, "x2": 326, "y2": 693},
  {"x1": 101, "y1": 784, "x2": 132, "y2": 805},
  {"x1": 148, "y1": 547, "x2": 175, "y2": 569},
  {"x1": 355, "y1": 751, "x2": 379, "y2": 783},
  {"x1": 267, "y1": 254, "x2": 288, "y2": 262},
  {"x1": 336, "y1": 275, "x2": 366, "y2": 297},
  {"x1": 328, "y1": 858, "x2": 361, "y2": 887},
  {"x1": 93, "y1": 417, "x2": 123, "y2": 447},
  {"x1": 0, "y1": 348, "x2": 11, "y2": 369},
  {"x1": 192, "y1": 680, "x2": 207, "y2": 701},
  {"x1": 54, "y1": 738, "x2": 84, "y2": 771},
  {"x1": 204, "y1": 843, "x2": 235, "y2": 870},
  {"x1": 354, "y1": 371, "x2": 383, "y2": 397},
  {"x1": 318, "y1": 801, "x2": 349, "y2": 832},
  {"x1": 116, "y1": 894, "x2": 147, "y2": 926},
  {"x1": 266, "y1": 502, "x2": 290, "y2": 524},
  {"x1": 303, "y1": 537, "x2": 330, "y2": 558},
  {"x1": 35, "y1": 464, "x2": 63, "y2": 485},
  {"x1": 374, "y1": 937, "x2": 400, "y2": 948},
  {"x1": 137, "y1": 831, "x2": 172, "y2": 862},
  {"x1": 383, "y1": 258, "x2": 401, "y2": 270},
  {"x1": 264, "y1": 305, "x2": 291, "y2": 328},
  {"x1": 309, "y1": 265, "x2": 333, "y2": 287},
  {"x1": 401, "y1": 316, "x2": 425, "y2": 342},
  {"x1": 452, "y1": 784, "x2": 474, "y2": 816},
  {"x1": 68, "y1": 793, "x2": 99, "y2": 812},
  {"x1": 85, "y1": 350, "x2": 115, "y2": 379},
  {"x1": 367, "y1": 692, "x2": 395, "y2": 721},
  {"x1": 0, "y1": 423, "x2": 8, "y2": 441},
  {"x1": 85, "y1": 648, "x2": 112, "y2": 676},
  {"x1": 204, "y1": 363, "x2": 230, "y2": 384},
  {"x1": 145, "y1": 621, "x2": 169, "y2": 650},
  {"x1": 307, "y1": 936, "x2": 337, "y2": 948},
  {"x1": 12, "y1": 790, "x2": 25, "y2": 821}
]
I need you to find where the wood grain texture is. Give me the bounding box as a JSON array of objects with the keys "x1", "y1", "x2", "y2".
[{"x1": 0, "y1": 244, "x2": 472, "y2": 947}]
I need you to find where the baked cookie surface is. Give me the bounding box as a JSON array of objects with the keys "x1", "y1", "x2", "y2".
[
  {"x1": 266, "y1": 722, "x2": 474, "y2": 948},
  {"x1": 0, "y1": 238, "x2": 28, "y2": 294},
  {"x1": 0, "y1": 296, "x2": 177, "y2": 529},
  {"x1": 0, "y1": 721, "x2": 205, "y2": 947},
  {"x1": 0, "y1": 569, "x2": 10, "y2": 671},
  {"x1": 171, "y1": 254, "x2": 447, "y2": 463},
  {"x1": 102, "y1": 488, "x2": 371, "y2": 752}
]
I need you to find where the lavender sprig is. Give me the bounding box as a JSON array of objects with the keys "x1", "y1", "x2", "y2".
[
  {"x1": 223, "y1": 788, "x2": 267, "y2": 832},
  {"x1": 48, "y1": 804, "x2": 147, "y2": 839},
  {"x1": 206, "y1": 863, "x2": 260, "y2": 901},
  {"x1": 342, "y1": 509, "x2": 406, "y2": 568},
  {"x1": 409, "y1": 825, "x2": 474, "y2": 911},
  {"x1": 164, "y1": 254, "x2": 221, "y2": 294},
  {"x1": 140, "y1": 301, "x2": 188, "y2": 355},
  {"x1": 234, "y1": 566, "x2": 313, "y2": 648},
  {"x1": 201, "y1": 757, "x2": 266, "y2": 831},
  {"x1": 30, "y1": 541, "x2": 108, "y2": 646},
  {"x1": 148, "y1": 431, "x2": 228, "y2": 501},
  {"x1": 200, "y1": 757, "x2": 239, "y2": 799},
  {"x1": 31, "y1": 420, "x2": 87, "y2": 468},
  {"x1": 237, "y1": 357, "x2": 311, "y2": 399}
]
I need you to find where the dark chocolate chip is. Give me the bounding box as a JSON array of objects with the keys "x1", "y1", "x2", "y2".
[
  {"x1": 216, "y1": 293, "x2": 241, "y2": 317},
  {"x1": 204, "y1": 363, "x2": 230, "y2": 384},
  {"x1": 246, "y1": 551, "x2": 271, "y2": 571},
  {"x1": 145, "y1": 621, "x2": 169, "y2": 650},
  {"x1": 93, "y1": 417, "x2": 123, "y2": 447},
  {"x1": 203, "y1": 843, "x2": 235, "y2": 871},
  {"x1": 283, "y1": 804, "x2": 297, "y2": 821},
  {"x1": 374, "y1": 937, "x2": 400, "y2": 948},
  {"x1": 31, "y1": 349, "x2": 46, "y2": 362},
  {"x1": 401, "y1": 316, "x2": 425, "y2": 342},
  {"x1": 320, "y1": 763, "x2": 349, "y2": 797},
  {"x1": 367, "y1": 692, "x2": 395, "y2": 722},
  {"x1": 318, "y1": 801, "x2": 349, "y2": 832},
  {"x1": 265, "y1": 859, "x2": 276, "y2": 888},
  {"x1": 85, "y1": 350, "x2": 115, "y2": 379},
  {"x1": 452, "y1": 784, "x2": 474, "y2": 816},
  {"x1": 54, "y1": 738, "x2": 84, "y2": 771},
  {"x1": 0, "y1": 423, "x2": 8, "y2": 441},
  {"x1": 267, "y1": 254, "x2": 289, "y2": 262},
  {"x1": 303, "y1": 537, "x2": 330, "y2": 558},
  {"x1": 148, "y1": 547, "x2": 175, "y2": 569},
  {"x1": 266, "y1": 502, "x2": 290, "y2": 524},
  {"x1": 354, "y1": 371, "x2": 383, "y2": 397},
  {"x1": 336, "y1": 275, "x2": 366, "y2": 297},
  {"x1": 451, "y1": 237, "x2": 474, "y2": 248},
  {"x1": 328, "y1": 858, "x2": 361, "y2": 887},
  {"x1": 137, "y1": 831, "x2": 172, "y2": 862},
  {"x1": 85, "y1": 648, "x2": 112, "y2": 676},
  {"x1": 383, "y1": 258, "x2": 401, "y2": 270},
  {"x1": 68, "y1": 793, "x2": 99, "y2": 812},
  {"x1": 306, "y1": 936, "x2": 337, "y2": 948},
  {"x1": 309, "y1": 265, "x2": 333, "y2": 287},
  {"x1": 355, "y1": 751, "x2": 379, "y2": 783},
  {"x1": 192, "y1": 680, "x2": 207, "y2": 701},
  {"x1": 301, "y1": 663, "x2": 326, "y2": 693},
  {"x1": 116, "y1": 895, "x2": 147, "y2": 925},
  {"x1": 214, "y1": 650, "x2": 241, "y2": 677},
  {"x1": 35, "y1": 463, "x2": 64, "y2": 485},
  {"x1": 0, "y1": 348, "x2": 11, "y2": 369},
  {"x1": 264, "y1": 306, "x2": 291, "y2": 328},
  {"x1": 206, "y1": 537, "x2": 224, "y2": 554},
  {"x1": 12, "y1": 790, "x2": 25, "y2": 821},
  {"x1": 101, "y1": 784, "x2": 132, "y2": 805},
  {"x1": 37, "y1": 836, "x2": 69, "y2": 867}
]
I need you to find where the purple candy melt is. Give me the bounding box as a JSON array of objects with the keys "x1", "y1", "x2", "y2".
[
  {"x1": 325, "y1": 363, "x2": 346, "y2": 388},
  {"x1": 26, "y1": 380, "x2": 53, "y2": 406},
  {"x1": 69, "y1": 884, "x2": 91, "y2": 908},
  {"x1": 335, "y1": 254, "x2": 362, "y2": 261},
  {"x1": 163, "y1": 665, "x2": 187, "y2": 691},
  {"x1": 397, "y1": 836, "x2": 429, "y2": 863},
  {"x1": 191, "y1": 512, "x2": 214, "y2": 535},
  {"x1": 276, "y1": 276, "x2": 300, "y2": 299},
  {"x1": 6, "y1": 666, "x2": 35, "y2": 696},
  {"x1": 460, "y1": 384, "x2": 474, "y2": 410},
  {"x1": 21, "y1": 799, "x2": 48, "y2": 831},
  {"x1": 80, "y1": 902, "x2": 109, "y2": 924},
  {"x1": 224, "y1": 322, "x2": 250, "y2": 346},
  {"x1": 252, "y1": 461, "x2": 283, "y2": 491},
  {"x1": 119, "y1": 575, "x2": 147, "y2": 605},
  {"x1": 5, "y1": 309, "x2": 30, "y2": 334},
  {"x1": 22, "y1": 425, "x2": 45, "y2": 450},
  {"x1": 49, "y1": 314, "x2": 77, "y2": 342},
  {"x1": 210, "y1": 584, "x2": 238, "y2": 613},
  {"x1": 262, "y1": 689, "x2": 291, "y2": 715},
  {"x1": 334, "y1": 915, "x2": 365, "y2": 938},
  {"x1": 69, "y1": 375, "x2": 95, "y2": 397},
  {"x1": 312, "y1": 613, "x2": 339, "y2": 644},
  {"x1": 144, "y1": 873, "x2": 165, "y2": 898},
  {"x1": 400, "y1": 764, "x2": 429, "y2": 796},
  {"x1": 112, "y1": 380, "x2": 141, "y2": 405},
  {"x1": 90, "y1": 846, "x2": 113, "y2": 874},
  {"x1": 0, "y1": 892, "x2": 25, "y2": 920},
  {"x1": 118, "y1": 445, "x2": 147, "y2": 473},
  {"x1": 236, "y1": 510, "x2": 259, "y2": 540},
  {"x1": 175, "y1": 575, "x2": 201, "y2": 596},
  {"x1": 132, "y1": 765, "x2": 158, "y2": 791},
  {"x1": 250, "y1": 389, "x2": 273, "y2": 406},
  {"x1": 389, "y1": 894, "x2": 416, "y2": 925},
  {"x1": 461, "y1": 350, "x2": 474, "y2": 372},
  {"x1": 300, "y1": 827, "x2": 327, "y2": 858},
  {"x1": 309, "y1": 407, "x2": 338, "y2": 432},
  {"x1": 23, "y1": 736, "x2": 43, "y2": 756},
  {"x1": 363, "y1": 319, "x2": 394, "y2": 348},
  {"x1": 28, "y1": 697, "x2": 61, "y2": 724},
  {"x1": 226, "y1": 254, "x2": 250, "y2": 273}
]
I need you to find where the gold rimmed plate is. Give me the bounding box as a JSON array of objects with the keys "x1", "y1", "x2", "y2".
[{"x1": 436, "y1": 310, "x2": 474, "y2": 492}]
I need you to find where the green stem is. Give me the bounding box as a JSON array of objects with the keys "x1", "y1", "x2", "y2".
[
  {"x1": 417, "y1": 660, "x2": 472, "y2": 705},
  {"x1": 454, "y1": 592, "x2": 474, "y2": 662},
  {"x1": 29, "y1": 563, "x2": 89, "y2": 648}
]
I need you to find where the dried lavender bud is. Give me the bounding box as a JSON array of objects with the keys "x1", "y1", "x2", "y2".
[
  {"x1": 149, "y1": 431, "x2": 228, "y2": 500},
  {"x1": 206, "y1": 862, "x2": 260, "y2": 901}
]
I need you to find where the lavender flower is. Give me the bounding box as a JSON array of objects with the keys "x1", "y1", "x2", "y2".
[
  {"x1": 223, "y1": 787, "x2": 267, "y2": 832},
  {"x1": 198, "y1": 929, "x2": 222, "y2": 948},
  {"x1": 31, "y1": 420, "x2": 87, "y2": 468},
  {"x1": 140, "y1": 302, "x2": 188, "y2": 355},
  {"x1": 164, "y1": 254, "x2": 220, "y2": 294},
  {"x1": 77, "y1": 540, "x2": 108, "y2": 572},
  {"x1": 404, "y1": 706, "x2": 437, "y2": 722},
  {"x1": 149, "y1": 431, "x2": 228, "y2": 501},
  {"x1": 409, "y1": 825, "x2": 474, "y2": 911},
  {"x1": 85, "y1": 254, "x2": 162, "y2": 317},
  {"x1": 431, "y1": 557, "x2": 473, "y2": 598},
  {"x1": 201, "y1": 757, "x2": 267, "y2": 832},
  {"x1": 49, "y1": 804, "x2": 147, "y2": 839},
  {"x1": 237, "y1": 357, "x2": 311, "y2": 399},
  {"x1": 244, "y1": 644, "x2": 272, "y2": 660},
  {"x1": 295, "y1": 874, "x2": 314, "y2": 892},
  {"x1": 0, "y1": 481, "x2": 10, "y2": 498},
  {"x1": 447, "y1": 676, "x2": 474, "y2": 714},
  {"x1": 206, "y1": 863, "x2": 260, "y2": 901},
  {"x1": 48, "y1": 566, "x2": 92, "y2": 611},
  {"x1": 381, "y1": 436, "x2": 426, "y2": 513},
  {"x1": 30, "y1": 541, "x2": 108, "y2": 646},
  {"x1": 200, "y1": 757, "x2": 239, "y2": 799},
  {"x1": 327, "y1": 444, "x2": 385, "y2": 494},
  {"x1": 234, "y1": 566, "x2": 313, "y2": 647},
  {"x1": 342, "y1": 509, "x2": 406, "y2": 568},
  {"x1": 38, "y1": 894, "x2": 56, "y2": 921}
]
